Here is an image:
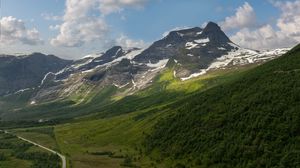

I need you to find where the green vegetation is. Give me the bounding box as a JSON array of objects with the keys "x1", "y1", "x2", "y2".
[
  {"x1": 144, "y1": 44, "x2": 300, "y2": 167},
  {"x1": 0, "y1": 131, "x2": 61, "y2": 168}
]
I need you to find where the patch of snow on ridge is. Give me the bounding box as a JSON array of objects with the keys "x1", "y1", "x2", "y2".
[
  {"x1": 110, "y1": 48, "x2": 144, "y2": 64},
  {"x1": 41, "y1": 72, "x2": 55, "y2": 85},
  {"x1": 177, "y1": 32, "x2": 184, "y2": 37},
  {"x1": 147, "y1": 59, "x2": 169, "y2": 68},
  {"x1": 113, "y1": 83, "x2": 129, "y2": 88},
  {"x1": 218, "y1": 47, "x2": 226, "y2": 50},
  {"x1": 195, "y1": 38, "x2": 210, "y2": 43},
  {"x1": 112, "y1": 48, "x2": 122, "y2": 58},
  {"x1": 208, "y1": 47, "x2": 290, "y2": 70},
  {"x1": 186, "y1": 42, "x2": 198, "y2": 50},
  {"x1": 166, "y1": 44, "x2": 172, "y2": 48},
  {"x1": 180, "y1": 47, "x2": 290, "y2": 81},
  {"x1": 83, "y1": 53, "x2": 103, "y2": 59},
  {"x1": 71, "y1": 58, "x2": 93, "y2": 69},
  {"x1": 14, "y1": 88, "x2": 31, "y2": 94},
  {"x1": 181, "y1": 70, "x2": 207, "y2": 81}
]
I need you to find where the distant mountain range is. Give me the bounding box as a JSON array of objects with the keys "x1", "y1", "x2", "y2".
[
  {"x1": 0, "y1": 22, "x2": 290, "y2": 103},
  {"x1": 0, "y1": 53, "x2": 71, "y2": 96}
]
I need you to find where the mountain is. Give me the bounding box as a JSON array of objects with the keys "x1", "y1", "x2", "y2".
[
  {"x1": 0, "y1": 53, "x2": 72, "y2": 96},
  {"x1": 133, "y1": 22, "x2": 237, "y2": 77},
  {"x1": 0, "y1": 22, "x2": 290, "y2": 117}
]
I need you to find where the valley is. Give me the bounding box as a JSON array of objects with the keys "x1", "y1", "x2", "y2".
[{"x1": 0, "y1": 20, "x2": 299, "y2": 168}]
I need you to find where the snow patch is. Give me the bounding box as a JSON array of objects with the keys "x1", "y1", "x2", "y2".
[
  {"x1": 83, "y1": 53, "x2": 103, "y2": 59},
  {"x1": 113, "y1": 82, "x2": 129, "y2": 88},
  {"x1": 14, "y1": 88, "x2": 31, "y2": 94},
  {"x1": 194, "y1": 38, "x2": 210, "y2": 43},
  {"x1": 218, "y1": 47, "x2": 226, "y2": 50},
  {"x1": 41, "y1": 72, "x2": 54, "y2": 85},
  {"x1": 177, "y1": 32, "x2": 184, "y2": 37},
  {"x1": 147, "y1": 59, "x2": 169, "y2": 68},
  {"x1": 181, "y1": 70, "x2": 207, "y2": 81},
  {"x1": 166, "y1": 44, "x2": 172, "y2": 48},
  {"x1": 185, "y1": 42, "x2": 198, "y2": 50}
]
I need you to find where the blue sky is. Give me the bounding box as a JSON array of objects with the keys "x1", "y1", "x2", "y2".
[{"x1": 0, "y1": 0, "x2": 299, "y2": 59}]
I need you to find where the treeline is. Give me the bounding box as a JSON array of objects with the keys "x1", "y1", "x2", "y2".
[
  {"x1": 16, "y1": 152, "x2": 60, "y2": 168},
  {"x1": 144, "y1": 44, "x2": 300, "y2": 167}
]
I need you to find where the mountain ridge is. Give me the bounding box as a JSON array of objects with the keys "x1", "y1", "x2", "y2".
[{"x1": 0, "y1": 21, "x2": 291, "y2": 113}]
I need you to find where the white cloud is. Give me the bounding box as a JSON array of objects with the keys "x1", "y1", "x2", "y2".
[
  {"x1": 229, "y1": 0, "x2": 300, "y2": 50},
  {"x1": 231, "y1": 25, "x2": 297, "y2": 49},
  {"x1": 49, "y1": 25, "x2": 61, "y2": 31},
  {"x1": 116, "y1": 34, "x2": 146, "y2": 48},
  {"x1": 41, "y1": 13, "x2": 62, "y2": 21},
  {"x1": 51, "y1": 0, "x2": 148, "y2": 47},
  {"x1": 220, "y1": 2, "x2": 256, "y2": 31},
  {"x1": 99, "y1": 0, "x2": 148, "y2": 15},
  {"x1": 0, "y1": 16, "x2": 43, "y2": 45},
  {"x1": 274, "y1": 0, "x2": 300, "y2": 41}
]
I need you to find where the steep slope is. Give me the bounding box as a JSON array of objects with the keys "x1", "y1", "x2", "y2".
[
  {"x1": 144, "y1": 44, "x2": 300, "y2": 167},
  {"x1": 0, "y1": 53, "x2": 72, "y2": 96}
]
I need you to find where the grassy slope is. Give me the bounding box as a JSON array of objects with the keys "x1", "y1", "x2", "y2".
[
  {"x1": 145, "y1": 44, "x2": 300, "y2": 167},
  {"x1": 51, "y1": 67, "x2": 253, "y2": 168}
]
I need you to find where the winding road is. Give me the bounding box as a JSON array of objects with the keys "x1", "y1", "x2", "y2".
[{"x1": 2, "y1": 130, "x2": 66, "y2": 168}]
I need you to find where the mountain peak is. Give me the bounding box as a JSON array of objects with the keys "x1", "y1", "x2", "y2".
[
  {"x1": 106, "y1": 46, "x2": 123, "y2": 54},
  {"x1": 203, "y1": 22, "x2": 220, "y2": 31},
  {"x1": 202, "y1": 21, "x2": 231, "y2": 43}
]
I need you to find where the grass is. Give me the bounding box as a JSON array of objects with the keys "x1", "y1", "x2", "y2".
[
  {"x1": 13, "y1": 126, "x2": 60, "y2": 152},
  {"x1": 54, "y1": 109, "x2": 164, "y2": 168},
  {"x1": 0, "y1": 158, "x2": 31, "y2": 168}
]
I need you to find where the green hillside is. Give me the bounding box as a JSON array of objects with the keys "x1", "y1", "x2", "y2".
[{"x1": 145, "y1": 44, "x2": 300, "y2": 167}]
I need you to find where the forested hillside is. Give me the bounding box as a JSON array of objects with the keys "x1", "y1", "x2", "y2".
[{"x1": 145, "y1": 44, "x2": 300, "y2": 167}]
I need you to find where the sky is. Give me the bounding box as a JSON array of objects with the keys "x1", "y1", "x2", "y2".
[{"x1": 0, "y1": 0, "x2": 299, "y2": 59}]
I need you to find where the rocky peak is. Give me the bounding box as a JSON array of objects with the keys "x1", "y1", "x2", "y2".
[{"x1": 201, "y1": 21, "x2": 231, "y2": 43}]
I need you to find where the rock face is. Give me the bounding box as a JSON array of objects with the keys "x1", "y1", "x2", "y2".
[{"x1": 0, "y1": 53, "x2": 72, "y2": 95}]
